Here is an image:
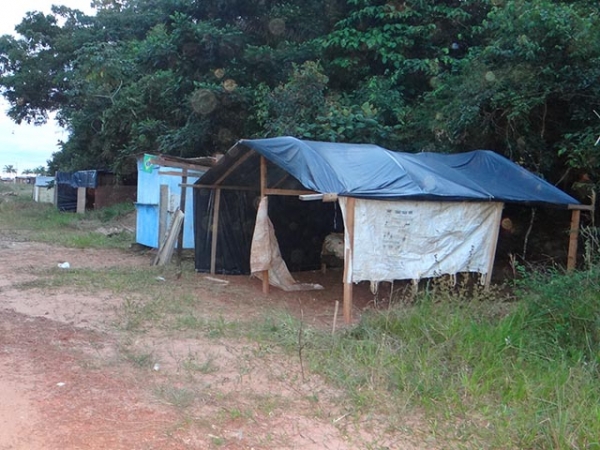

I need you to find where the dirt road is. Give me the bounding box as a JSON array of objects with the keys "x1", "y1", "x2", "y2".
[{"x1": 0, "y1": 239, "x2": 425, "y2": 449}]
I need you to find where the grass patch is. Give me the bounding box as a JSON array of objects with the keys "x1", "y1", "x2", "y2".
[
  {"x1": 181, "y1": 352, "x2": 220, "y2": 374},
  {"x1": 154, "y1": 385, "x2": 197, "y2": 409},
  {"x1": 119, "y1": 345, "x2": 155, "y2": 369},
  {"x1": 12, "y1": 257, "x2": 247, "y2": 336},
  {"x1": 87, "y1": 201, "x2": 136, "y2": 223},
  {"x1": 14, "y1": 265, "x2": 170, "y2": 295},
  {"x1": 0, "y1": 184, "x2": 134, "y2": 249},
  {"x1": 255, "y1": 277, "x2": 600, "y2": 449}
]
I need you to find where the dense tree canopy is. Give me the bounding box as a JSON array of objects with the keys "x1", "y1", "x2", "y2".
[{"x1": 0, "y1": 0, "x2": 599, "y2": 195}]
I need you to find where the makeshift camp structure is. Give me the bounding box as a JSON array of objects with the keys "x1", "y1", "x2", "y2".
[
  {"x1": 33, "y1": 176, "x2": 55, "y2": 203},
  {"x1": 15, "y1": 175, "x2": 35, "y2": 184},
  {"x1": 135, "y1": 154, "x2": 215, "y2": 250},
  {"x1": 193, "y1": 137, "x2": 588, "y2": 322},
  {"x1": 55, "y1": 170, "x2": 136, "y2": 212}
]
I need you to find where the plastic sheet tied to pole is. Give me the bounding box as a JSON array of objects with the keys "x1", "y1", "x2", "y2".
[
  {"x1": 339, "y1": 198, "x2": 503, "y2": 283},
  {"x1": 250, "y1": 197, "x2": 323, "y2": 291}
]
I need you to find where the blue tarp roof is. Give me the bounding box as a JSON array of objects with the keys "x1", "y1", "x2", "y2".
[
  {"x1": 56, "y1": 170, "x2": 98, "y2": 188},
  {"x1": 34, "y1": 176, "x2": 54, "y2": 187},
  {"x1": 199, "y1": 136, "x2": 579, "y2": 207}
]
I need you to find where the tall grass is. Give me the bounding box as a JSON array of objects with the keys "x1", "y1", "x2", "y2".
[
  {"x1": 258, "y1": 274, "x2": 600, "y2": 449},
  {"x1": 0, "y1": 183, "x2": 134, "y2": 248}
]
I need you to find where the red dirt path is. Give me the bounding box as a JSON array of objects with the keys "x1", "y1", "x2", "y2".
[{"x1": 0, "y1": 240, "x2": 427, "y2": 450}]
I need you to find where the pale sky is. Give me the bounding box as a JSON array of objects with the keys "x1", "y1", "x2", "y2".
[{"x1": 0, "y1": 1, "x2": 95, "y2": 174}]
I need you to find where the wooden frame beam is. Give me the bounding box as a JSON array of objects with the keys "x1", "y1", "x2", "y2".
[
  {"x1": 158, "y1": 184, "x2": 169, "y2": 248},
  {"x1": 76, "y1": 187, "x2": 86, "y2": 214},
  {"x1": 176, "y1": 169, "x2": 188, "y2": 262},
  {"x1": 148, "y1": 156, "x2": 213, "y2": 172},
  {"x1": 568, "y1": 204, "x2": 595, "y2": 211},
  {"x1": 260, "y1": 156, "x2": 270, "y2": 294},
  {"x1": 182, "y1": 183, "x2": 258, "y2": 192},
  {"x1": 299, "y1": 193, "x2": 338, "y2": 202},
  {"x1": 484, "y1": 203, "x2": 504, "y2": 288},
  {"x1": 215, "y1": 150, "x2": 254, "y2": 185},
  {"x1": 158, "y1": 170, "x2": 206, "y2": 177},
  {"x1": 567, "y1": 209, "x2": 582, "y2": 271},
  {"x1": 264, "y1": 188, "x2": 316, "y2": 196},
  {"x1": 210, "y1": 188, "x2": 222, "y2": 275},
  {"x1": 567, "y1": 202, "x2": 594, "y2": 271},
  {"x1": 271, "y1": 173, "x2": 291, "y2": 188},
  {"x1": 343, "y1": 197, "x2": 356, "y2": 324},
  {"x1": 299, "y1": 194, "x2": 325, "y2": 201}
]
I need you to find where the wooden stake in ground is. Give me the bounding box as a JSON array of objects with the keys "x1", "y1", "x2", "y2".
[
  {"x1": 153, "y1": 209, "x2": 184, "y2": 266},
  {"x1": 332, "y1": 300, "x2": 339, "y2": 336}
]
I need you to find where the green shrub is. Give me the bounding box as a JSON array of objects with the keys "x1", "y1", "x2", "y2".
[
  {"x1": 519, "y1": 267, "x2": 600, "y2": 364},
  {"x1": 88, "y1": 202, "x2": 135, "y2": 223},
  {"x1": 256, "y1": 272, "x2": 600, "y2": 448}
]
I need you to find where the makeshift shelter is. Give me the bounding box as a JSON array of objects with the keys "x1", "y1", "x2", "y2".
[
  {"x1": 15, "y1": 175, "x2": 35, "y2": 185},
  {"x1": 193, "y1": 137, "x2": 587, "y2": 322},
  {"x1": 33, "y1": 176, "x2": 55, "y2": 203},
  {"x1": 55, "y1": 170, "x2": 136, "y2": 212},
  {"x1": 135, "y1": 154, "x2": 215, "y2": 249}
]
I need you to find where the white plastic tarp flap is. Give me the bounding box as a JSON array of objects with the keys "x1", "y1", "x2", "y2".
[
  {"x1": 339, "y1": 198, "x2": 503, "y2": 283},
  {"x1": 250, "y1": 197, "x2": 323, "y2": 291}
]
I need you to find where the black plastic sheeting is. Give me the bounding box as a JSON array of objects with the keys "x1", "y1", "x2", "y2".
[
  {"x1": 56, "y1": 182, "x2": 78, "y2": 212},
  {"x1": 194, "y1": 189, "x2": 256, "y2": 275},
  {"x1": 270, "y1": 196, "x2": 343, "y2": 272},
  {"x1": 194, "y1": 188, "x2": 343, "y2": 274},
  {"x1": 55, "y1": 171, "x2": 99, "y2": 212}
]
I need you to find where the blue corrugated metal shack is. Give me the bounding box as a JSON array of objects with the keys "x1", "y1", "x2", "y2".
[{"x1": 135, "y1": 154, "x2": 215, "y2": 249}]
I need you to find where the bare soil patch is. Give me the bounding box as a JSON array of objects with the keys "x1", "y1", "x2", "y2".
[{"x1": 0, "y1": 239, "x2": 427, "y2": 449}]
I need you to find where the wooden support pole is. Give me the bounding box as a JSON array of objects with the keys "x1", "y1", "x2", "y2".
[
  {"x1": 567, "y1": 209, "x2": 581, "y2": 271},
  {"x1": 176, "y1": 170, "x2": 188, "y2": 263},
  {"x1": 260, "y1": 156, "x2": 269, "y2": 294},
  {"x1": 210, "y1": 188, "x2": 221, "y2": 275},
  {"x1": 260, "y1": 155, "x2": 267, "y2": 198},
  {"x1": 158, "y1": 184, "x2": 169, "y2": 248},
  {"x1": 262, "y1": 267, "x2": 270, "y2": 294},
  {"x1": 484, "y1": 203, "x2": 504, "y2": 289},
  {"x1": 76, "y1": 187, "x2": 86, "y2": 214},
  {"x1": 343, "y1": 197, "x2": 356, "y2": 324},
  {"x1": 53, "y1": 172, "x2": 58, "y2": 207}
]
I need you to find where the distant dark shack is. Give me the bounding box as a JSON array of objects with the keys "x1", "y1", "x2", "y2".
[{"x1": 55, "y1": 170, "x2": 136, "y2": 212}]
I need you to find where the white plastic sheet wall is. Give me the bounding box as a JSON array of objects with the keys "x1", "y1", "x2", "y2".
[{"x1": 339, "y1": 198, "x2": 503, "y2": 283}]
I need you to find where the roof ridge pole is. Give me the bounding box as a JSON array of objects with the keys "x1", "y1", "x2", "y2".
[
  {"x1": 343, "y1": 197, "x2": 356, "y2": 324},
  {"x1": 260, "y1": 156, "x2": 270, "y2": 294}
]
